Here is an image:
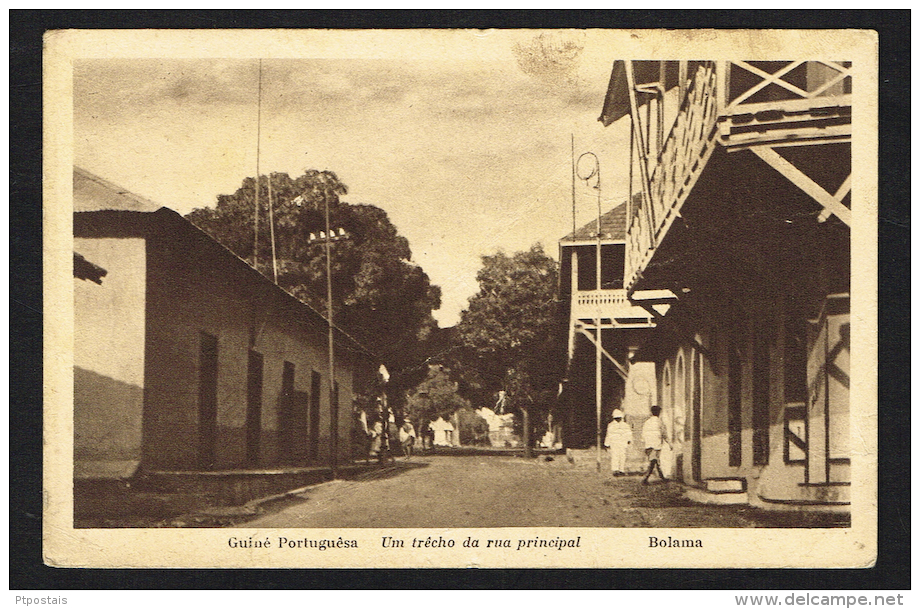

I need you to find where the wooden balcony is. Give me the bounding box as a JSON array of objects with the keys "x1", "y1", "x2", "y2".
[
  {"x1": 570, "y1": 288, "x2": 655, "y2": 329},
  {"x1": 620, "y1": 60, "x2": 853, "y2": 293}
]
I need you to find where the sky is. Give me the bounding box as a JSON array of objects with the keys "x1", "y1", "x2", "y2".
[{"x1": 73, "y1": 30, "x2": 633, "y2": 326}]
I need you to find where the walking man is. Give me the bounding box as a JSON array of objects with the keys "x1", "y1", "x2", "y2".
[
  {"x1": 641, "y1": 405, "x2": 670, "y2": 484},
  {"x1": 604, "y1": 409, "x2": 632, "y2": 477}
]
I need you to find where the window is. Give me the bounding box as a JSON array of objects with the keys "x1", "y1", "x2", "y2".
[
  {"x1": 198, "y1": 332, "x2": 219, "y2": 470},
  {"x1": 278, "y1": 361, "x2": 300, "y2": 465},
  {"x1": 246, "y1": 350, "x2": 264, "y2": 466},
  {"x1": 661, "y1": 362, "x2": 671, "y2": 412},
  {"x1": 752, "y1": 331, "x2": 770, "y2": 466},
  {"x1": 691, "y1": 350, "x2": 703, "y2": 481},
  {"x1": 575, "y1": 244, "x2": 626, "y2": 291},
  {"x1": 675, "y1": 353, "x2": 686, "y2": 442},
  {"x1": 575, "y1": 247, "x2": 597, "y2": 291},
  {"x1": 310, "y1": 371, "x2": 321, "y2": 461},
  {"x1": 600, "y1": 244, "x2": 625, "y2": 290},
  {"x1": 728, "y1": 336, "x2": 742, "y2": 467},
  {"x1": 784, "y1": 312, "x2": 807, "y2": 404}
]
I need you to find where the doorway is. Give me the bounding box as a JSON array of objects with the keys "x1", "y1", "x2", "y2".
[
  {"x1": 198, "y1": 332, "x2": 218, "y2": 470},
  {"x1": 691, "y1": 350, "x2": 703, "y2": 482},
  {"x1": 246, "y1": 350, "x2": 263, "y2": 466}
]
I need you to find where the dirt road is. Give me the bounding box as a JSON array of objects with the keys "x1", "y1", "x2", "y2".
[{"x1": 239, "y1": 454, "x2": 847, "y2": 529}]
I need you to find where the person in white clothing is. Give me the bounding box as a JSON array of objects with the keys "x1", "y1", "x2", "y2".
[
  {"x1": 399, "y1": 418, "x2": 417, "y2": 460},
  {"x1": 641, "y1": 405, "x2": 670, "y2": 484},
  {"x1": 604, "y1": 409, "x2": 632, "y2": 477}
]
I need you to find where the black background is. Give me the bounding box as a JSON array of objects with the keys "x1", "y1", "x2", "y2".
[{"x1": 10, "y1": 9, "x2": 909, "y2": 590}]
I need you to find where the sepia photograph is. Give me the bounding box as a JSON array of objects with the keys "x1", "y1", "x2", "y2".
[{"x1": 43, "y1": 27, "x2": 878, "y2": 569}]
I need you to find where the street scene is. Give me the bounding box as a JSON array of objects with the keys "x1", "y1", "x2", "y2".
[
  {"x1": 59, "y1": 30, "x2": 870, "y2": 560},
  {"x1": 73, "y1": 446, "x2": 849, "y2": 529},
  {"x1": 235, "y1": 452, "x2": 846, "y2": 529}
]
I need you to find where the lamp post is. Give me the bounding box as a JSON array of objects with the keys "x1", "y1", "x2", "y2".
[
  {"x1": 576, "y1": 151, "x2": 603, "y2": 472},
  {"x1": 308, "y1": 217, "x2": 349, "y2": 479}
]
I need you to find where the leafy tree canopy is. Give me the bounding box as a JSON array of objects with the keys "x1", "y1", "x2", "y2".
[
  {"x1": 186, "y1": 170, "x2": 441, "y2": 389},
  {"x1": 453, "y1": 244, "x2": 564, "y2": 413},
  {"x1": 403, "y1": 364, "x2": 471, "y2": 425}
]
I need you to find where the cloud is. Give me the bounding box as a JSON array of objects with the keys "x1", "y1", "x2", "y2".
[
  {"x1": 73, "y1": 54, "x2": 622, "y2": 325},
  {"x1": 75, "y1": 59, "x2": 260, "y2": 120}
]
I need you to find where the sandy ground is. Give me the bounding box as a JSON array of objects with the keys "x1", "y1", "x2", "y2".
[{"x1": 239, "y1": 454, "x2": 848, "y2": 529}]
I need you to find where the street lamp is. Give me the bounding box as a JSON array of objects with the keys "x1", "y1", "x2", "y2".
[
  {"x1": 576, "y1": 151, "x2": 603, "y2": 473},
  {"x1": 308, "y1": 215, "x2": 349, "y2": 479}
]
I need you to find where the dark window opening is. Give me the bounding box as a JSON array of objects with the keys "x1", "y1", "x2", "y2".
[
  {"x1": 784, "y1": 312, "x2": 807, "y2": 404},
  {"x1": 198, "y1": 332, "x2": 219, "y2": 470},
  {"x1": 246, "y1": 350, "x2": 264, "y2": 466},
  {"x1": 310, "y1": 371, "x2": 322, "y2": 461},
  {"x1": 575, "y1": 247, "x2": 597, "y2": 291},
  {"x1": 752, "y1": 331, "x2": 770, "y2": 466},
  {"x1": 278, "y1": 361, "x2": 302, "y2": 465},
  {"x1": 575, "y1": 244, "x2": 625, "y2": 291},
  {"x1": 692, "y1": 351, "x2": 703, "y2": 482},
  {"x1": 728, "y1": 337, "x2": 742, "y2": 467},
  {"x1": 601, "y1": 244, "x2": 625, "y2": 290}
]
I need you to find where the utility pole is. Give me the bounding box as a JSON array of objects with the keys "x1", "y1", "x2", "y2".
[
  {"x1": 325, "y1": 196, "x2": 336, "y2": 479},
  {"x1": 577, "y1": 152, "x2": 603, "y2": 472},
  {"x1": 309, "y1": 214, "x2": 349, "y2": 479}
]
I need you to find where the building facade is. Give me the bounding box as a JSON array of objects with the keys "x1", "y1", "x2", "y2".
[
  {"x1": 73, "y1": 168, "x2": 377, "y2": 480},
  {"x1": 598, "y1": 61, "x2": 852, "y2": 509},
  {"x1": 557, "y1": 201, "x2": 656, "y2": 450}
]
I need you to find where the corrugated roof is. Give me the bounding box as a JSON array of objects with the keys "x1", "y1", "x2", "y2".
[{"x1": 74, "y1": 167, "x2": 162, "y2": 212}]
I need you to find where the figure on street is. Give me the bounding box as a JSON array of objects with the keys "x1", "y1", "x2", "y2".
[
  {"x1": 604, "y1": 408, "x2": 632, "y2": 476},
  {"x1": 641, "y1": 405, "x2": 671, "y2": 484},
  {"x1": 368, "y1": 419, "x2": 383, "y2": 463},
  {"x1": 384, "y1": 409, "x2": 400, "y2": 462},
  {"x1": 399, "y1": 417, "x2": 417, "y2": 460}
]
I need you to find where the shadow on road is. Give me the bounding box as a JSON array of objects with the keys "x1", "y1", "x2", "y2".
[
  {"x1": 619, "y1": 478, "x2": 850, "y2": 527},
  {"x1": 348, "y1": 460, "x2": 430, "y2": 482}
]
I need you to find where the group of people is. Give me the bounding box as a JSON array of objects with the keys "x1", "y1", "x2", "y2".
[
  {"x1": 367, "y1": 409, "x2": 418, "y2": 463},
  {"x1": 604, "y1": 405, "x2": 670, "y2": 485},
  {"x1": 363, "y1": 403, "x2": 671, "y2": 483}
]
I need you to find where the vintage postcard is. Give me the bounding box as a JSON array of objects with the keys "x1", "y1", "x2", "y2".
[{"x1": 44, "y1": 28, "x2": 878, "y2": 568}]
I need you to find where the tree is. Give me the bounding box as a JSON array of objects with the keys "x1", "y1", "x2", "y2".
[
  {"x1": 403, "y1": 364, "x2": 470, "y2": 427},
  {"x1": 453, "y1": 244, "x2": 565, "y2": 454},
  {"x1": 186, "y1": 170, "x2": 441, "y2": 392},
  {"x1": 403, "y1": 364, "x2": 491, "y2": 447}
]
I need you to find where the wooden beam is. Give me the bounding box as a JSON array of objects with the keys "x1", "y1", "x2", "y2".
[
  {"x1": 624, "y1": 60, "x2": 657, "y2": 241},
  {"x1": 575, "y1": 319, "x2": 656, "y2": 331},
  {"x1": 561, "y1": 238, "x2": 627, "y2": 247},
  {"x1": 636, "y1": 301, "x2": 665, "y2": 320},
  {"x1": 630, "y1": 289, "x2": 679, "y2": 306},
  {"x1": 808, "y1": 61, "x2": 852, "y2": 98},
  {"x1": 819, "y1": 175, "x2": 852, "y2": 222},
  {"x1": 678, "y1": 60, "x2": 688, "y2": 103},
  {"x1": 717, "y1": 61, "x2": 729, "y2": 113},
  {"x1": 576, "y1": 327, "x2": 629, "y2": 380},
  {"x1": 721, "y1": 95, "x2": 852, "y2": 119},
  {"x1": 729, "y1": 60, "x2": 808, "y2": 108},
  {"x1": 751, "y1": 146, "x2": 852, "y2": 227}
]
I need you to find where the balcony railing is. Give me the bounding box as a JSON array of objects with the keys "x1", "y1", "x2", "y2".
[
  {"x1": 626, "y1": 62, "x2": 720, "y2": 293},
  {"x1": 571, "y1": 289, "x2": 655, "y2": 328},
  {"x1": 624, "y1": 60, "x2": 852, "y2": 292}
]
